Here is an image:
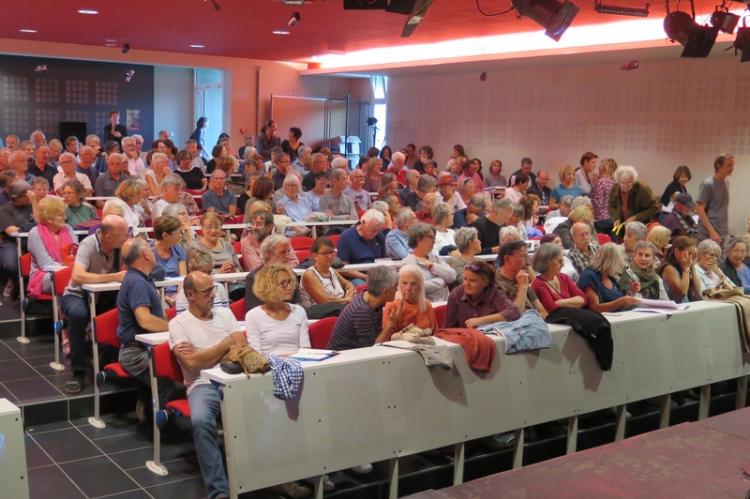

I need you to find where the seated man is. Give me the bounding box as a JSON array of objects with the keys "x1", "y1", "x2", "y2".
[
  {"x1": 662, "y1": 193, "x2": 698, "y2": 239},
  {"x1": 337, "y1": 209, "x2": 386, "y2": 264},
  {"x1": 240, "y1": 210, "x2": 298, "y2": 272},
  {"x1": 385, "y1": 208, "x2": 417, "y2": 260},
  {"x1": 345, "y1": 168, "x2": 372, "y2": 212},
  {"x1": 496, "y1": 240, "x2": 547, "y2": 318},
  {"x1": 622, "y1": 220, "x2": 647, "y2": 262},
  {"x1": 319, "y1": 168, "x2": 357, "y2": 220},
  {"x1": 414, "y1": 192, "x2": 438, "y2": 224},
  {"x1": 201, "y1": 170, "x2": 237, "y2": 215},
  {"x1": 170, "y1": 271, "x2": 250, "y2": 499},
  {"x1": 54, "y1": 152, "x2": 92, "y2": 195},
  {"x1": 61, "y1": 215, "x2": 129, "y2": 393},
  {"x1": 471, "y1": 198, "x2": 514, "y2": 255},
  {"x1": 397, "y1": 169, "x2": 421, "y2": 210},
  {"x1": 568, "y1": 222, "x2": 600, "y2": 275},
  {"x1": 116, "y1": 238, "x2": 169, "y2": 418},
  {"x1": 327, "y1": 266, "x2": 398, "y2": 350},
  {"x1": 94, "y1": 153, "x2": 129, "y2": 199}
]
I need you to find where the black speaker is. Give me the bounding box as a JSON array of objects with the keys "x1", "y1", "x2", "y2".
[
  {"x1": 343, "y1": 0, "x2": 387, "y2": 9},
  {"x1": 59, "y1": 121, "x2": 87, "y2": 142},
  {"x1": 385, "y1": 0, "x2": 418, "y2": 14}
]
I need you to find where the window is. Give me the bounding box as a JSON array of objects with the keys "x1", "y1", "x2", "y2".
[
  {"x1": 194, "y1": 68, "x2": 224, "y2": 144},
  {"x1": 370, "y1": 75, "x2": 388, "y2": 149}
]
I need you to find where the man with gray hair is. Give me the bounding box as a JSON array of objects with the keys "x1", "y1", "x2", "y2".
[
  {"x1": 471, "y1": 198, "x2": 514, "y2": 254},
  {"x1": 385, "y1": 207, "x2": 418, "y2": 259},
  {"x1": 94, "y1": 152, "x2": 129, "y2": 198},
  {"x1": 303, "y1": 152, "x2": 329, "y2": 191},
  {"x1": 320, "y1": 168, "x2": 357, "y2": 221},
  {"x1": 201, "y1": 169, "x2": 237, "y2": 215},
  {"x1": 121, "y1": 136, "x2": 146, "y2": 178},
  {"x1": 568, "y1": 222, "x2": 600, "y2": 274},
  {"x1": 337, "y1": 209, "x2": 386, "y2": 264},
  {"x1": 4, "y1": 134, "x2": 19, "y2": 151},
  {"x1": 292, "y1": 145, "x2": 312, "y2": 176},
  {"x1": 77, "y1": 145, "x2": 100, "y2": 185},
  {"x1": 622, "y1": 221, "x2": 647, "y2": 258},
  {"x1": 29, "y1": 145, "x2": 57, "y2": 184},
  {"x1": 328, "y1": 266, "x2": 399, "y2": 350},
  {"x1": 386, "y1": 150, "x2": 407, "y2": 186},
  {"x1": 331, "y1": 155, "x2": 349, "y2": 170},
  {"x1": 53, "y1": 152, "x2": 92, "y2": 195}
]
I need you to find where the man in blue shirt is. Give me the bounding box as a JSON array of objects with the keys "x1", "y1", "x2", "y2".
[
  {"x1": 117, "y1": 238, "x2": 169, "y2": 421},
  {"x1": 337, "y1": 209, "x2": 386, "y2": 264},
  {"x1": 201, "y1": 170, "x2": 237, "y2": 215},
  {"x1": 385, "y1": 207, "x2": 417, "y2": 259}
]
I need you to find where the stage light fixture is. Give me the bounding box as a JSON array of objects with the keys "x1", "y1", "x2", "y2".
[
  {"x1": 287, "y1": 12, "x2": 301, "y2": 27},
  {"x1": 710, "y1": 10, "x2": 740, "y2": 34},
  {"x1": 594, "y1": 0, "x2": 649, "y2": 17},
  {"x1": 732, "y1": 25, "x2": 750, "y2": 62},
  {"x1": 663, "y1": 10, "x2": 718, "y2": 58},
  {"x1": 511, "y1": 0, "x2": 580, "y2": 41}
]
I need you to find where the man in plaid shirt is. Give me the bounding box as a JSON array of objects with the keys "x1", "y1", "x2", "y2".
[{"x1": 568, "y1": 222, "x2": 600, "y2": 274}]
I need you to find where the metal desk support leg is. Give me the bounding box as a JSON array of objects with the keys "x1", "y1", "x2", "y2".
[
  {"x1": 388, "y1": 457, "x2": 399, "y2": 499},
  {"x1": 453, "y1": 442, "x2": 465, "y2": 485},
  {"x1": 736, "y1": 376, "x2": 748, "y2": 409},
  {"x1": 313, "y1": 475, "x2": 325, "y2": 499},
  {"x1": 614, "y1": 405, "x2": 627, "y2": 441},
  {"x1": 16, "y1": 238, "x2": 29, "y2": 344},
  {"x1": 659, "y1": 394, "x2": 671, "y2": 429},
  {"x1": 698, "y1": 385, "x2": 711, "y2": 420},
  {"x1": 512, "y1": 429, "x2": 524, "y2": 469},
  {"x1": 566, "y1": 416, "x2": 578, "y2": 454},
  {"x1": 145, "y1": 348, "x2": 168, "y2": 476},
  {"x1": 87, "y1": 292, "x2": 105, "y2": 428}
]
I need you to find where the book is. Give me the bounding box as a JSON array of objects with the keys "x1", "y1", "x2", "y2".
[{"x1": 289, "y1": 348, "x2": 339, "y2": 362}]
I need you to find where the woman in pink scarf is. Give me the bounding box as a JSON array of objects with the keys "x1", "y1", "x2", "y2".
[{"x1": 27, "y1": 197, "x2": 77, "y2": 298}]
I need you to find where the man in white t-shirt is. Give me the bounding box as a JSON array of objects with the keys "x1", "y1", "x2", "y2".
[{"x1": 169, "y1": 271, "x2": 246, "y2": 499}]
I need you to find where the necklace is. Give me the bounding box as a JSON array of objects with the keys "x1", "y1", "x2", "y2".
[{"x1": 543, "y1": 276, "x2": 561, "y2": 294}]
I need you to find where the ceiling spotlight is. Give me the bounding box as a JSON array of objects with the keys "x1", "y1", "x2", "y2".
[
  {"x1": 77, "y1": 9, "x2": 99, "y2": 15},
  {"x1": 19, "y1": 28, "x2": 37, "y2": 33},
  {"x1": 272, "y1": 30, "x2": 290, "y2": 35},
  {"x1": 710, "y1": 10, "x2": 740, "y2": 34},
  {"x1": 511, "y1": 0, "x2": 580, "y2": 41},
  {"x1": 204, "y1": 0, "x2": 221, "y2": 11},
  {"x1": 731, "y1": 25, "x2": 750, "y2": 62},
  {"x1": 594, "y1": 0, "x2": 648, "y2": 17},
  {"x1": 287, "y1": 12, "x2": 301, "y2": 27},
  {"x1": 190, "y1": 44, "x2": 206, "y2": 48},
  {"x1": 664, "y1": 11, "x2": 718, "y2": 58},
  {"x1": 121, "y1": 42, "x2": 131, "y2": 54}
]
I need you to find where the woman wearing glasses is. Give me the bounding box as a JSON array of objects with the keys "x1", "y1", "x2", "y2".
[
  {"x1": 403, "y1": 223, "x2": 457, "y2": 302},
  {"x1": 194, "y1": 212, "x2": 240, "y2": 274},
  {"x1": 245, "y1": 263, "x2": 310, "y2": 356},
  {"x1": 299, "y1": 237, "x2": 355, "y2": 308},
  {"x1": 444, "y1": 261, "x2": 520, "y2": 329}
]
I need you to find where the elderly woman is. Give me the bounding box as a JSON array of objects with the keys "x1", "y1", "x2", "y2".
[
  {"x1": 114, "y1": 179, "x2": 148, "y2": 227},
  {"x1": 244, "y1": 234, "x2": 301, "y2": 311},
  {"x1": 278, "y1": 175, "x2": 313, "y2": 231},
  {"x1": 376, "y1": 264, "x2": 439, "y2": 343},
  {"x1": 445, "y1": 260, "x2": 520, "y2": 328},
  {"x1": 195, "y1": 212, "x2": 240, "y2": 274},
  {"x1": 618, "y1": 241, "x2": 668, "y2": 300},
  {"x1": 27, "y1": 197, "x2": 77, "y2": 298},
  {"x1": 145, "y1": 152, "x2": 172, "y2": 196},
  {"x1": 62, "y1": 179, "x2": 98, "y2": 226},
  {"x1": 445, "y1": 227, "x2": 482, "y2": 286},
  {"x1": 721, "y1": 238, "x2": 750, "y2": 293},
  {"x1": 404, "y1": 223, "x2": 457, "y2": 302},
  {"x1": 659, "y1": 236, "x2": 702, "y2": 303},
  {"x1": 431, "y1": 202, "x2": 455, "y2": 256},
  {"x1": 608, "y1": 165, "x2": 659, "y2": 228},
  {"x1": 551, "y1": 164, "x2": 582, "y2": 209},
  {"x1": 539, "y1": 233, "x2": 579, "y2": 281},
  {"x1": 162, "y1": 204, "x2": 195, "y2": 245},
  {"x1": 591, "y1": 158, "x2": 617, "y2": 234},
  {"x1": 149, "y1": 174, "x2": 182, "y2": 220},
  {"x1": 577, "y1": 243, "x2": 640, "y2": 312},
  {"x1": 300, "y1": 236, "x2": 355, "y2": 308},
  {"x1": 174, "y1": 149, "x2": 206, "y2": 190},
  {"x1": 646, "y1": 225, "x2": 671, "y2": 267},
  {"x1": 531, "y1": 243, "x2": 586, "y2": 313},
  {"x1": 245, "y1": 263, "x2": 310, "y2": 355},
  {"x1": 151, "y1": 215, "x2": 186, "y2": 287},
  {"x1": 695, "y1": 239, "x2": 734, "y2": 293}
]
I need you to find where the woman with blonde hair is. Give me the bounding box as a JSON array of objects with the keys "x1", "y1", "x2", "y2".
[
  {"x1": 376, "y1": 264, "x2": 439, "y2": 343},
  {"x1": 577, "y1": 243, "x2": 640, "y2": 312},
  {"x1": 27, "y1": 196, "x2": 77, "y2": 297},
  {"x1": 550, "y1": 164, "x2": 582, "y2": 209},
  {"x1": 646, "y1": 225, "x2": 671, "y2": 266},
  {"x1": 114, "y1": 178, "x2": 148, "y2": 227},
  {"x1": 144, "y1": 152, "x2": 171, "y2": 196},
  {"x1": 591, "y1": 158, "x2": 617, "y2": 234}
]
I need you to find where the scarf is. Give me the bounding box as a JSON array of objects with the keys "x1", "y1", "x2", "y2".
[
  {"x1": 28, "y1": 224, "x2": 74, "y2": 298},
  {"x1": 632, "y1": 264, "x2": 661, "y2": 299}
]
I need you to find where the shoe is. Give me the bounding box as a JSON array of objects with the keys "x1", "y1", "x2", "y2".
[
  {"x1": 64, "y1": 375, "x2": 85, "y2": 394},
  {"x1": 350, "y1": 463, "x2": 373, "y2": 474},
  {"x1": 270, "y1": 481, "x2": 312, "y2": 499},
  {"x1": 322, "y1": 474, "x2": 335, "y2": 492},
  {"x1": 135, "y1": 399, "x2": 147, "y2": 424},
  {"x1": 3, "y1": 281, "x2": 11, "y2": 297}
]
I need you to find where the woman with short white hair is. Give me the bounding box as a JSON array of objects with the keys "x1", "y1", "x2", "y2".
[
  {"x1": 431, "y1": 202, "x2": 456, "y2": 256},
  {"x1": 608, "y1": 165, "x2": 659, "y2": 228},
  {"x1": 376, "y1": 264, "x2": 439, "y2": 343},
  {"x1": 695, "y1": 238, "x2": 734, "y2": 292}
]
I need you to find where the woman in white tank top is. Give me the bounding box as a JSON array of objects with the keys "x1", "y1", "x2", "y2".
[{"x1": 299, "y1": 237, "x2": 356, "y2": 308}]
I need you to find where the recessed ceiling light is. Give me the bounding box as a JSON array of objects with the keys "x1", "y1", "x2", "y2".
[
  {"x1": 272, "y1": 30, "x2": 290, "y2": 35},
  {"x1": 105, "y1": 38, "x2": 116, "y2": 43},
  {"x1": 105, "y1": 43, "x2": 117, "y2": 47},
  {"x1": 77, "y1": 9, "x2": 99, "y2": 15},
  {"x1": 19, "y1": 28, "x2": 37, "y2": 33},
  {"x1": 190, "y1": 44, "x2": 205, "y2": 48}
]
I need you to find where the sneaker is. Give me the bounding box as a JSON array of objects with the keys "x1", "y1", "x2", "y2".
[
  {"x1": 270, "y1": 481, "x2": 312, "y2": 499},
  {"x1": 350, "y1": 463, "x2": 373, "y2": 474},
  {"x1": 64, "y1": 375, "x2": 85, "y2": 394},
  {"x1": 3, "y1": 281, "x2": 12, "y2": 297}
]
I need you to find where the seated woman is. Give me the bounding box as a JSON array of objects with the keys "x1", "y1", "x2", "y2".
[
  {"x1": 27, "y1": 197, "x2": 77, "y2": 297},
  {"x1": 577, "y1": 243, "x2": 640, "y2": 312},
  {"x1": 376, "y1": 264, "x2": 439, "y2": 342},
  {"x1": 244, "y1": 176, "x2": 275, "y2": 222},
  {"x1": 520, "y1": 194, "x2": 542, "y2": 238},
  {"x1": 445, "y1": 227, "x2": 482, "y2": 286},
  {"x1": 277, "y1": 175, "x2": 313, "y2": 235},
  {"x1": 245, "y1": 263, "x2": 310, "y2": 356},
  {"x1": 659, "y1": 236, "x2": 702, "y2": 303},
  {"x1": 363, "y1": 157, "x2": 383, "y2": 193},
  {"x1": 150, "y1": 215, "x2": 187, "y2": 301},
  {"x1": 403, "y1": 223, "x2": 457, "y2": 302},
  {"x1": 61, "y1": 179, "x2": 98, "y2": 227},
  {"x1": 483, "y1": 159, "x2": 506, "y2": 189},
  {"x1": 721, "y1": 237, "x2": 750, "y2": 293},
  {"x1": 646, "y1": 225, "x2": 671, "y2": 267},
  {"x1": 162, "y1": 204, "x2": 195, "y2": 246},
  {"x1": 550, "y1": 164, "x2": 582, "y2": 210},
  {"x1": 445, "y1": 260, "x2": 520, "y2": 328},
  {"x1": 539, "y1": 233, "x2": 579, "y2": 281},
  {"x1": 695, "y1": 239, "x2": 735, "y2": 294},
  {"x1": 299, "y1": 237, "x2": 355, "y2": 308},
  {"x1": 144, "y1": 152, "x2": 171, "y2": 196},
  {"x1": 531, "y1": 243, "x2": 587, "y2": 313},
  {"x1": 174, "y1": 149, "x2": 206, "y2": 190},
  {"x1": 618, "y1": 241, "x2": 668, "y2": 300},
  {"x1": 175, "y1": 245, "x2": 229, "y2": 313},
  {"x1": 327, "y1": 266, "x2": 399, "y2": 350},
  {"x1": 431, "y1": 202, "x2": 456, "y2": 256},
  {"x1": 194, "y1": 212, "x2": 241, "y2": 274},
  {"x1": 237, "y1": 171, "x2": 260, "y2": 216},
  {"x1": 114, "y1": 179, "x2": 148, "y2": 227}
]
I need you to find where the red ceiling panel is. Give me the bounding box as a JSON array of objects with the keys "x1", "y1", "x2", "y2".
[{"x1": 1, "y1": 0, "x2": 724, "y2": 62}]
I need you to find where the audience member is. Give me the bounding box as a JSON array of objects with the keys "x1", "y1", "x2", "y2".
[
  {"x1": 346, "y1": 168, "x2": 372, "y2": 212},
  {"x1": 646, "y1": 225, "x2": 671, "y2": 266},
  {"x1": 608, "y1": 165, "x2": 659, "y2": 228},
  {"x1": 175, "y1": 149, "x2": 207, "y2": 190},
  {"x1": 195, "y1": 212, "x2": 240, "y2": 275},
  {"x1": 526, "y1": 169, "x2": 551, "y2": 207},
  {"x1": 403, "y1": 223, "x2": 456, "y2": 302},
  {"x1": 29, "y1": 145, "x2": 57, "y2": 184},
  {"x1": 62, "y1": 179, "x2": 98, "y2": 226},
  {"x1": 122, "y1": 137, "x2": 146, "y2": 179},
  {"x1": 151, "y1": 175, "x2": 183, "y2": 219},
  {"x1": 256, "y1": 120, "x2": 281, "y2": 161},
  {"x1": 377, "y1": 264, "x2": 439, "y2": 342},
  {"x1": 0, "y1": 181, "x2": 35, "y2": 298},
  {"x1": 721, "y1": 237, "x2": 750, "y2": 293},
  {"x1": 662, "y1": 193, "x2": 699, "y2": 239},
  {"x1": 483, "y1": 159, "x2": 507, "y2": 189},
  {"x1": 243, "y1": 234, "x2": 299, "y2": 311},
  {"x1": 507, "y1": 157, "x2": 536, "y2": 187},
  {"x1": 660, "y1": 165, "x2": 692, "y2": 209},
  {"x1": 503, "y1": 173, "x2": 529, "y2": 204},
  {"x1": 659, "y1": 236, "x2": 701, "y2": 303},
  {"x1": 385, "y1": 208, "x2": 417, "y2": 259},
  {"x1": 694, "y1": 239, "x2": 734, "y2": 293},
  {"x1": 54, "y1": 152, "x2": 92, "y2": 195},
  {"x1": 445, "y1": 227, "x2": 482, "y2": 285},
  {"x1": 696, "y1": 154, "x2": 733, "y2": 244},
  {"x1": 496, "y1": 241, "x2": 547, "y2": 317},
  {"x1": 302, "y1": 153, "x2": 329, "y2": 191},
  {"x1": 577, "y1": 243, "x2": 640, "y2": 312},
  {"x1": 10, "y1": 150, "x2": 34, "y2": 183},
  {"x1": 320, "y1": 168, "x2": 357, "y2": 221},
  {"x1": 531, "y1": 243, "x2": 587, "y2": 313},
  {"x1": 151, "y1": 216, "x2": 187, "y2": 294},
  {"x1": 622, "y1": 221, "x2": 648, "y2": 261},
  {"x1": 94, "y1": 153, "x2": 129, "y2": 198},
  {"x1": 113, "y1": 179, "x2": 147, "y2": 227},
  {"x1": 471, "y1": 198, "x2": 513, "y2": 255},
  {"x1": 432, "y1": 202, "x2": 456, "y2": 256},
  {"x1": 591, "y1": 158, "x2": 617, "y2": 234},
  {"x1": 300, "y1": 237, "x2": 356, "y2": 309},
  {"x1": 553, "y1": 205, "x2": 594, "y2": 249},
  {"x1": 386, "y1": 151, "x2": 407, "y2": 186},
  {"x1": 575, "y1": 152, "x2": 598, "y2": 196},
  {"x1": 175, "y1": 245, "x2": 230, "y2": 313},
  {"x1": 27, "y1": 197, "x2": 77, "y2": 297},
  {"x1": 338, "y1": 209, "x2": 386, "y2": 264},
  {"x1": 551, "y1": 165, "x2": 582, "y2": 209},
  {"x1": 202, "y1": 170, "x2": 237, "y2": 215}
]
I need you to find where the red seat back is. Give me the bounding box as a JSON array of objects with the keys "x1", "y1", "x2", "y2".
[
  {"x1": 230, "y1": 298, "x2": 246, "y2": 321},
  {"x1": 20, "y1": 253, "x2": 32, "y2": 278},
  {"x1": 327, "y1": 234, "x2": 341, "y2": 247},
  {"x1": 94, "y1": 308, "x2": 121, "y2": 349},
  {"x1": 308, "y1": 316, "x2": 337, "y2": 349},
  {"x1": 355, "y1": 283, "x2": 368, "y2": 293},
  {"x1": 296, "y1": 249, "x2": 312, "y2": 263},
  {"x1": 153, "y1": 342, "x2": 184, "y2": 382},
  {"x1": 596, "y1": 233, "x2": 612, "y2": 245},
  {"x1": 434, "y1": 304, "x2": 447, "y2": 329},
  {"x1": 53, "y1": 266, "x2": 73, "y2": 296},
  {"x1": 290, "y1": 236, "x2": 313, "y2": 250},
  {"x1": 165, "y1": 307, "x2": 177, "y2": 320}
]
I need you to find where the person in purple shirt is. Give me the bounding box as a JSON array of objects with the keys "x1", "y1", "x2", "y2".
[{"x1": 445, "y1": 260, "x2": 520, "y2": 329}]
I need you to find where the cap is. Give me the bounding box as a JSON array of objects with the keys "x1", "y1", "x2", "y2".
[
  {"x1": 9, "y1": 181, "x2": 30, "y2": 199},
  {"x1": 674, "y1": 192, "x2": 695, "y2": 209}
]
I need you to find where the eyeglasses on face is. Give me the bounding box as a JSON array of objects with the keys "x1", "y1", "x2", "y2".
[{"x1": 278, "y1": 279, "x2": 295, "y2": 288}]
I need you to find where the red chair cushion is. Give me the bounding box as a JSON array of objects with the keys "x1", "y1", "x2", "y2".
[
  {"x1": 103, "y1": 362, "x2": 130, "y2": 378},
  {"x1": 308, "y1": 316, "x2": 337, "y2": 349},
  {"x1": 166, "y1": 399, "x2": 191, "y2": 417},
  {"x1": 596, "y1": 233, "x2": 612, "y2": 245},
  {"x1": 434, "y1": 304, "x2": 447, "y2": 329},
  {"x1": 230, "y1": 298, "x2": 246, "y2": 321}
]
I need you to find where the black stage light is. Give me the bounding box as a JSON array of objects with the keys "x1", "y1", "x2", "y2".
[
  {"x1": 287, "y1": 12, "x2": 301, "y2": 27},
  {"x1": 664, "y1": 11, "x2": 718, "y2": 58},
  {"x1": 343, "y1": 0, "x2": 388, "y2": 9},
  {"x1": 511, "y1": 0, "x2": 580, "y2": 41},
  {"x1": 710, "y1": 10, "x2": 740, "y2": 34},
  {"x1": 733, "y1": 26, "x2": 750, "y2": 62}
]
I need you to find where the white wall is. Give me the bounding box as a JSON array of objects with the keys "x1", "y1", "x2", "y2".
[
  {"x1": 154, "y1": 66, "x2": 194, "y2": 145},
  {"x1": 387, "y1": 51, "x2": 750, "y2": 235}
]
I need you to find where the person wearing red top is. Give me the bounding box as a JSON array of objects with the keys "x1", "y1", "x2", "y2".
[
  {"x1": 386, "y1": 151, "x2": 407, "y2": 187},
  {"x1": 531, "y1": 242, "x2": 587, "y2": 313}
]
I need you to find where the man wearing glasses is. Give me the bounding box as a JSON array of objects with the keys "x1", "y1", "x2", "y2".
[{"x1": 170, "y1": 271, "x2": 247, "y2": 499}]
